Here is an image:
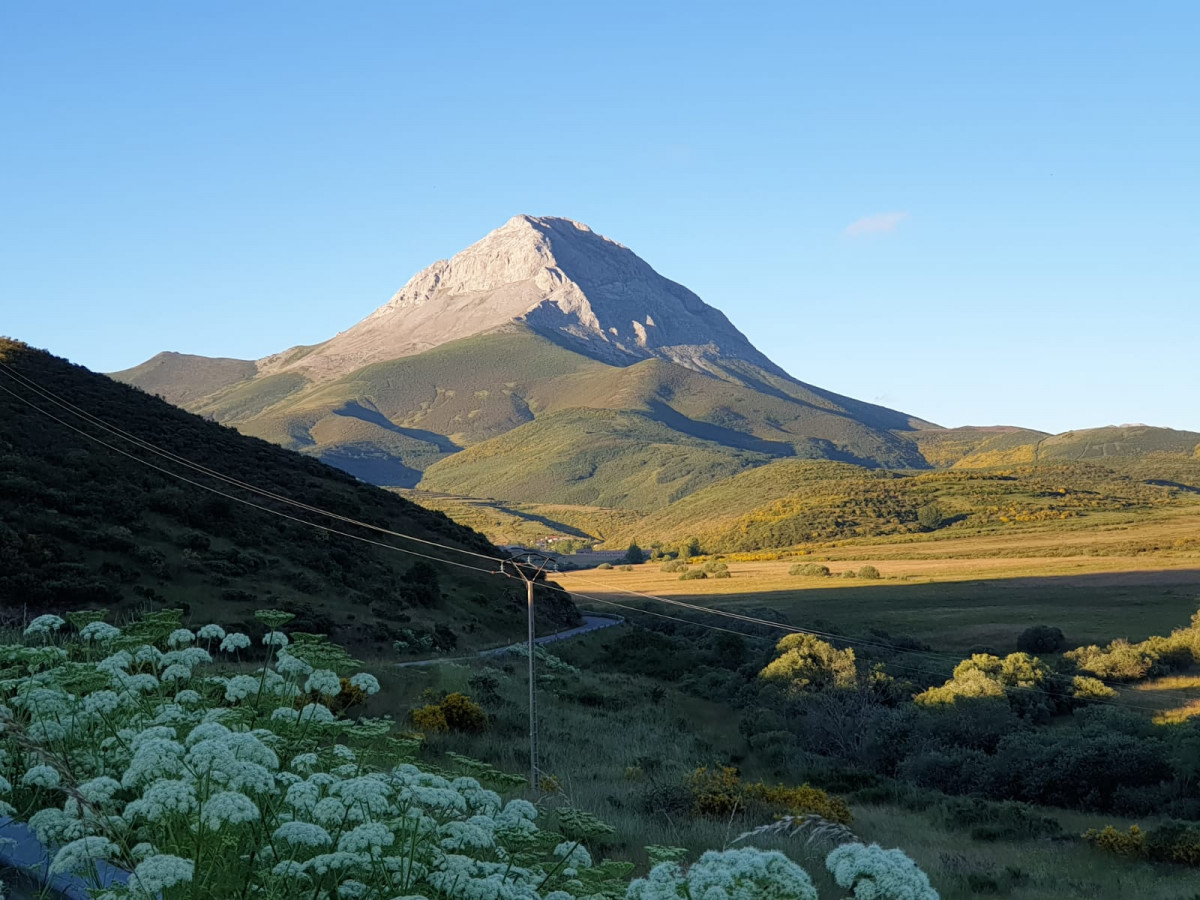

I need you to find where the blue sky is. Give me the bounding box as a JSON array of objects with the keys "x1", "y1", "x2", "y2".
[{"x1": 2, "y1": 2, "x2": 1196, "y2": 433}]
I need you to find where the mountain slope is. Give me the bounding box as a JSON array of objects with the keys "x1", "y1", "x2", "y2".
[
  {"x1": 0, "y1": 338, "x2": 578, "y2": 650},
  {"x1": 914, "y1": 424, "x2": 1200, "y2": 469},
  {"x1": 112, "y1": 216, "x2": 932, "y2": 495}
]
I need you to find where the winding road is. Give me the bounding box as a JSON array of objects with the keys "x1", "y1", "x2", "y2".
[{"x1": 396, "y1": 614, "x2": 624, "y2": 668}]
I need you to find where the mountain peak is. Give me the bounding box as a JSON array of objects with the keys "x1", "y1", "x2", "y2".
[{"x1": 260, "y1": 215, "x2": 783, "y2": 379}]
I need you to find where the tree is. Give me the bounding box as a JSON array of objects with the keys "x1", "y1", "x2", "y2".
[
  {"x1": 622, "y1": 541, "x2": 645, "y2": 565},
  {"x1": 760, "y1": 633, "x2": 857, "y2": 692},
  {"x1": 1017, "y1": 625, "x2": 1066, "y2": 654},
  {"x1": 917, "y1": 503, "x2": 945, "y2": 531},
  {"x1": 681, "y1": 536, "x2": 702, "y2": 558}
]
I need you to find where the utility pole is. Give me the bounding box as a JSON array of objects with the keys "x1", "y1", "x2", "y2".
[{"x1": 501, "y1": 550, "x2": 556, "y2": 793}]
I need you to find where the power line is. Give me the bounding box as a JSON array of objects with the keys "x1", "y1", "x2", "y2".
[
  {"x1": 0, "y1": 362, "x2": 507, "y2": 566},
  {"x1": 0, "y1": 364, "x2": 1186, "y2": 711}
]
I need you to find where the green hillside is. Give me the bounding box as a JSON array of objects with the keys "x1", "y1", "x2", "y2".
[
  {"x1": 623, "y1": 458, "x2": 1200, "y2": 551},
  {"x1": 914, "y1": 424, "x2": 1200, "y2": 469},
  {"x1": 419, "y1": 407, "x2": 777, "y2": 510},
  {"x1": 0, "y1": 338, "x2": 578, "y2": 652},
  {"x1": 114, "y1": 326, "x2": 930, "y2": 495}
]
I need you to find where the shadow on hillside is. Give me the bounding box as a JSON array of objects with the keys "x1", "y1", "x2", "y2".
[{"x1": 576, "y1": 568, "x2": 1200, "y2": 652}]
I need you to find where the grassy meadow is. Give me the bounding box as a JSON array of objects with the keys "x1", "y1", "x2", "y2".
[{"x1": 555, "y1": 509, "x2": 1200, "y2": 654}]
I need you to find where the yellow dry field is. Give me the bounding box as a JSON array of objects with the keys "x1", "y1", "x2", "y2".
[{"x1": 555, "y1": 508, "x2": 1200, "y2": 652}]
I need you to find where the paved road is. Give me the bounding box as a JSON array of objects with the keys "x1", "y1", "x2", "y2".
[{"x1": 396, "y1": 614, "x2": 623, "y2": 668}]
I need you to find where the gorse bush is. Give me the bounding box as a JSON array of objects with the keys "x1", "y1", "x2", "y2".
[
  {"x1": 411, "y1": 692, "x2": 488, "y2": 734},
  {"x1": 1084, "y1": 821, "x2": 1200, "y2": 867},
  {"x1": 0, "y1": 607, "x2": 939, "y2": 899},
  {"x1": 684, "y1": 766, "x2": 852, "y2": 826},
  {"x1": 857, "y1": 565, "x2": 881, "y2": 580}
]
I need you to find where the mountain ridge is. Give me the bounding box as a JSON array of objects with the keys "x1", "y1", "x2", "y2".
[{"x1": 112, "y1": 215, "x2": 937, "y2": 493}]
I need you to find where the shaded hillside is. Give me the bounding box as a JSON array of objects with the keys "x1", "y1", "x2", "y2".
[{"x1": 0, "y1": 338, "x2": 578, "y2": 652}]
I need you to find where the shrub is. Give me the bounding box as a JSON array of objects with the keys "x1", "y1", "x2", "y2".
[
  {"x1": 685, "y1": 766, "x2": 852, "y2": 825},
  {"x1": 596, "y1": 562, "x2": 613, "y2": 570},
  {"x1": 789, "y1": 563, "x2": 830, "y2": 577},
  {"x1": 411, "y1": 692, "x2": 488, "y2": 733},
  {"x1": 857, "y1": 565, "x2": 881, "y2": 580},
  {"x1": 1083, "y1": 821, "x2": 1200, "y2": 867},
  {"x1": 410, "y1": 704, "x2": 449, "y2": 733},
  {"x1": 760, "y1": 633, "x2": 857, "y2": 692},
  {"x1": 842, "y1": 569, "x2": 857, "y2": 579},
  {"x1": 1145, "y1": 820, "x2": 1200, "y2": 866},
  {"x1": 439, "y1": 692, "x2": 488, "y2": 733},
  {"x1": 746, "y1": 781, "x2": 853, "y2": 825},
  {"x1": 622, "y1": 541, "x2": 646, "y2": 564},
  {"x1": 660, "y1": 560, "x2": 689, "y2": 573},
  {"x1": 1017, "y1": 625, "x2": 1066, "y2": 654},
  {"x1": 1083, "y1": 824, "x2": 1145, "y2": 856},
  {"x1": 680, "y1": 569, "x2": 708, "y2": 581},
  {"x1": 917, "y1": 503, "x2": 945, "y2": 530}
]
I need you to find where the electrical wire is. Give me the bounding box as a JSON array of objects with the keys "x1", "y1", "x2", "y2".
[{"x1": 0, "y1": 363, "x2": 1189, "y2": 712}]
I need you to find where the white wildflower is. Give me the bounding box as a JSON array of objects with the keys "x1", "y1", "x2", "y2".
[
  {"x1": 121, "y1": 737, "x2": 186, "y2": 789},
  {"x1": 131, "y1": 854, "x2": 194, "y2": 894},
  {"x1": 160, "y1": 664, "x2": 191, "y2": 684},
  {"x1": 263, "y1": 631, "x2": 289, "y2": 648},
  {"x1": 826, "y1": 843, "x2": 939, "y2": 900},
  {"x1": 174, "y1": 689, "x2": 202, "y2": 705},
  {"x1": 554, "y1": 841, "x2": 592, "y2": 868},
  {"x1": 164, "y1": 647, "x2": 212, "y2": 668},
  {"x1": 271, "y1": 860, "x2": 310, "y2": 881},
  {"x1": 224, "y1": 674, "x2": 261, "y2": 702},
  {"x1": 166, "y1": 628, "x2": 196, "y2": 648},
  {"x1": 274, "y1": 820, "x2": 334, "y2": 849},
  {"x1": 338, "y1": 880, "x2": 369, "y2": 899},
  {"x1": 440, "y1": 815, "x2": 496, "y2": 851},
  {"x1": 297, "y1": 703, "x2": 335, "y2": 724},
  {"x1": 49, "y1": 835, "x2": 117, "y2": 875},
  {"x1": 124, "y1": 780, "x2": 198, "y2": 823},
  {"x1": 76, "y1": 776, "x2": 121, "y2": 805},
  {"x1": 83, "y1": 690, "x2": 121, "y2": 717},
  {"x1": 197, "y1": 624, "x2": 226, "y2": 641},
  {"x1": 337, "y1": 823, "x2": 395, "y2": 856},
  {"x1": 200, "y1": 790, "x2": 260, "y2": 830},
  {"x1": 271, "y1": 707, "x2": 300, "y2": 724},
  {"x1": 305, "y1": 669, "x2": 342, "y2": 697},
  {"x1": 80, "y1": 621, "x2": 121, "y2": 644},
  {"x1": 23, "y1": 614, "x2": 65, "y2": 638},
  {"x1": 305, "y1": 851, "x2": 368, "y2": 876},
  {"x1": 289, "y1": 753, "x2": 319, "y2": 773},
  {"x1": 220, "y1": 632, "x2": 252, "y2": 653},
  {"x1": 21, "y1": 765, "x2": 62, "y2": 789},
  {"x1": 96, "y1": 651, "x2": 133, "y2": 676},
  {"x1": 276, "y1": 652, "x2": 313, "y2": 678},
  {"x1": 28, "y1": 808, "x2": 84, "y2": 844},
  {"x1": 349, "y1": 673, "x2": 381, "y2": 696},
  {"x1": 133, "y1": 645, "x2": 164, "y2": 666}
]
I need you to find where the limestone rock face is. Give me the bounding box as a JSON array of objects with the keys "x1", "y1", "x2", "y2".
[{"x1": 258, "y1": 215, "x2": 784, "y2": 380}]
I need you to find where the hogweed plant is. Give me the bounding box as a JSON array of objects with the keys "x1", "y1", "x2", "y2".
[{"x1": 0, "y1": 608, "x2": 937, "y2": 899}]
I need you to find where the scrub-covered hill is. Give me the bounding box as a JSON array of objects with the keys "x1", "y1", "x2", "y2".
[{"x1": 0, "y1": 338, "x2": 578, "y2": 653}]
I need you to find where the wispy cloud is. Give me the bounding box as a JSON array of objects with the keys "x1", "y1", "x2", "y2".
[{"x1": 844, "y1": 211, "x2": 909, "y2": 238}]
